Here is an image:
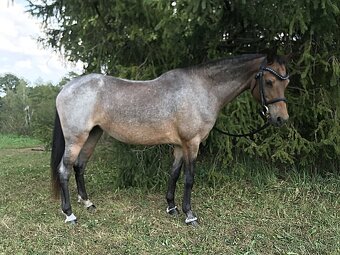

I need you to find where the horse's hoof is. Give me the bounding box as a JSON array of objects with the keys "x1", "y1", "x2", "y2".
[
  {"x1": 187, "y1": 220, "x2": 199, "y2": 227},
  {"x1": 169, "y1": 208, "x2": 179, "y2": 216},
  {"x1": 64, "y1": 212, "x2": 77, "y2": 224},
  {"x1": 67, "y1": 219, "x2": 77, "y2": 225},
  {"x1": 87, "y1": 204, "x2": 96, "y2": 213},
  {"x1": 185, "y1": 216, "x2": 199, "y2": 227},
  {"x1": 166, "y1": 206, "x2": 179, "y2": 216}
]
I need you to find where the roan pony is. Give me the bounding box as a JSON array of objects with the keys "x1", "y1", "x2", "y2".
[{"x1": 51, "y1": 54, "x2": 290, "y2": 225}]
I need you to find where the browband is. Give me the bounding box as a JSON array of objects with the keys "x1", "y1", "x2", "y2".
[{"x1": 261, "y1": 67, "x2": 289, "y2": 80}]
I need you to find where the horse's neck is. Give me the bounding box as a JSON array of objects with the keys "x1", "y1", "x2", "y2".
[{"x1": 202, "y1": 58, "x2": 264, "y2": 109}]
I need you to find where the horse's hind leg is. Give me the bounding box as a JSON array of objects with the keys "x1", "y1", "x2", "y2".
[
  {"x1": 74, "y1": 126, "x2": 103, "y2": 211},
  {"x1": 166, "y1": 146, "x2": 183, "y2": 216},
  {"x1": 59, "y1": 135, "x2": 89, "y2": 224}
]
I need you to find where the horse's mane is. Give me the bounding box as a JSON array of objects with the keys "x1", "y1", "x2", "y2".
[
  {"x1": 191, "y1": 54, "x2": 288, "y2": 71},
  {"x1": 193, "y1": 54, "x2": 266, "y2": 70}
]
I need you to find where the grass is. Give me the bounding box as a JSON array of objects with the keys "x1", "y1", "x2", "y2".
[
  {"x1": 0, "y1": 134, "x2": 41, "y2": 149},
  {"x1": 0, "y1": 134, "x2": 339, "y2": 254}
]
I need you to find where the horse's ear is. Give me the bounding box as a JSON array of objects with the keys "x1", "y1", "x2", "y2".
[
  {"x1": 269, "y1": 53, "x2": 292, "y2": 65},
  {"x1": 258, "y1": 48, "x2": 276, "y2": 62}
]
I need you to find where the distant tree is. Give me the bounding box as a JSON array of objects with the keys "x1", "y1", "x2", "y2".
[
  {"x1": 0, "y1": 74, "x2": 60, "y2": 140},
  {"x1": 0, "y1": 73, "x2": 21, "y2": 94},
  {"x1": 0, "y1": 78, "x2": 29, "y2": 134},
  {"x1": 27, "y1": 83, "x2": 60, "y2": 145},
  {"x1": 58, "y1": 71, "x2": 80, "y2": 87}
]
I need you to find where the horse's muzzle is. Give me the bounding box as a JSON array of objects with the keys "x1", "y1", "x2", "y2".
[{"x1": 269, "y1": 114, "x2": 289, "y2": 127}]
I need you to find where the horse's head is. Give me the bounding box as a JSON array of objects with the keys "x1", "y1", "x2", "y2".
[{"x1": 251, "y1": 56, "x2": 290, "y2": 127}]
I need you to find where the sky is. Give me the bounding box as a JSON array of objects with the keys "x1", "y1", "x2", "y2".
[{"x1": 0, "y1": 0, "x2": 83, "y2": 84}]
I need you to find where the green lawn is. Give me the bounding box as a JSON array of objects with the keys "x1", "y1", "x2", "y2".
[
  {"x1": 0, "y1": 134, "x2": 339, "y2": 254},
  {"x1": 0, "y1": 134, "x2": 42, "y2": 149}
]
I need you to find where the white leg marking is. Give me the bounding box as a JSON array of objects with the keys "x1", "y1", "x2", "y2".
[
  {"x1": 185, "y1": 216, "x2": 198, "y2": 224},
  {"x1": 63, "y1": 212, "x2": 77, "y2": 223},
  {"x1": 166, "y1": 206, "x2": 178, "y2": 213},
  {"x1": 78, "y1": 195, "x2": 94, "y2": 208}
]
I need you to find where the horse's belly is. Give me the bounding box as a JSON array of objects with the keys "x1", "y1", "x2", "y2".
[{"x1": 102, "y1": 122, "x2": 181, "y2": 145}]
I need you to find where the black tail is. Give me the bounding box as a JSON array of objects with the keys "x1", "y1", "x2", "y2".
[{"x1": 50, "y1": 110, "x2": 65, "y2": 199}]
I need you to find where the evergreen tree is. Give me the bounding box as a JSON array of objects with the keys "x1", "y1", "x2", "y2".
[{"x1": 26, "y1": 0, "x2": 339, "y2": 167}]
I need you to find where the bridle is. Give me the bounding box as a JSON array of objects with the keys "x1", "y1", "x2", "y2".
[
  {"x1": 213, "y1": 64, "x2": 289, "y2": 138},
  {"x1": 253, "y1": 65, "x2": 289, "y2": 120}
]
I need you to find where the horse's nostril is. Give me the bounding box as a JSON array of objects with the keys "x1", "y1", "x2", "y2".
[
  {"x1": 275, "y1": 116, "x2": 288, "y2": 126},
  {"x1": 270, "y1": 115, "x2": 288, "y2": 127}
]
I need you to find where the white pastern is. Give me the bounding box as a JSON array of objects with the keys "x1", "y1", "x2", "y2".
[
  {"x1": 63, "y1": 212, "x2": 77, "y2": 223},
  {"x1": 77, "y1": 195, "x2": 94, "y2": 208},
  {"x1": 185, "y1": 216, "x2": 198, "y2": 224}
]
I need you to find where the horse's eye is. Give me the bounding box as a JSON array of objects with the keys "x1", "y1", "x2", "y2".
[{"x1": 266, "y1": 80, "x2": 273, "y2": 87}]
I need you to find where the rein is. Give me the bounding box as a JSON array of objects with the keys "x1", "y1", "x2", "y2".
[
  {"x1": 214, "y1": 65, "x2": 289, "y2": 138},
  {"x1": 213, "y1": 122, "x2": 270, "y2": 138}
]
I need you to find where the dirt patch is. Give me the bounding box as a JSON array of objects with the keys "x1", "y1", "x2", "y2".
[{"x1": 0, "y1": 147, "x2": 46, "y2": 157}]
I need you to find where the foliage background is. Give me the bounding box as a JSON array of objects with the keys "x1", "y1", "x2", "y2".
[{"x1": 1, "y1": 0, "x2": 339, "y2": 186}]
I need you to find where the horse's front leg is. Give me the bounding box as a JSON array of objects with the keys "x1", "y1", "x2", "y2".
[
  {"x1": 166, "y1": 146, "x2": 183, "y2": 216},
  {"x1": 182, "y1": 158, "x2": 198, "y2": 226},
  {"x1": 182, "y1": 139, "x2": 200, "y2": 226}
]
